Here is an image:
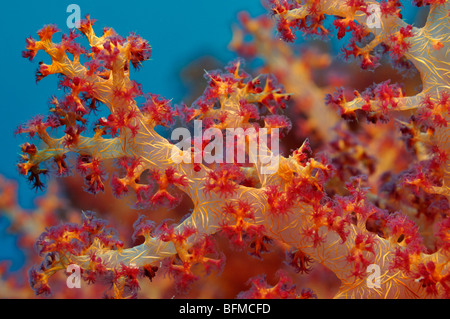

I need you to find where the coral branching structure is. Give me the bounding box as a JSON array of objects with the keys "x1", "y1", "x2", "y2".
[{"x1": 14, "y1": 0, "x2": 449, "y2": 299}]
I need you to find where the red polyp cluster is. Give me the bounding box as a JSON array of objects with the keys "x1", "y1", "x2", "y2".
[
  {"x1": 159, "y1": 224, "x2": 224, "y2": 293},
  {"x1": 131, "y1": 215, "x2": 156, "y2": 242},
  {"x1": 237, "y1": 271, "x2": 317, "y2": 299},
  {"x1": 157, "y1": 222, "x2": 197, "y2": 245},
  {"x1": 334, "y1": 17, "x2": 366, "y2": 41},
  {"x1": 15, "y1": 115, "x2": 59, "y2": 139},
  {"x1": 285, "y1": 248, "x2": 314, "y2": 274},
  {"x1": 269, "y1": 0, "x2": 297, "y2": 42},
  {"x1": 141, "y1": 94, "x2": 176, "y2": 127},
  {"x1": 112, "y1": 263, "x2": 141, "y2": 297},
  {"x1": 413, "y1": 261, "x2": 450, "y2": 296},
  {"x1": 219, "y1": 200, "x2": 270, "y2": 258},
  {"x1": 388, "y1": 25, "x2": 414, "y2": 60},
  {"x1": 204, "y1": 164, "x2": 244, "y2": 198},
  {"x1": 127, "y1": 33, "x2": 152, "y2": 69},
  {"x1": 265, "y1": 185, "x2": 294, "y2": 216},
  {"x1": 417, "y1": 92, "x2": 450, "y2": 128},
  {"x1": 380, "y1": 0, "x2": 403, "y2": 17},
  {"x1": 436, "y1": 218, "x2": 450, "y2": 254},
  {"x1": 97, "y1": 107, "x2": 140, "y2": 137},
  {"x1": 76, "y1": 156, "x2": 107, "y2": 194},
  {"x1": 346, "y1": 232, "x2": 376, "y2": 278},
  {"x1": 149, "y1": 168, "x2": 189, "y2": 206},
  {"x1": 342, "y1": 41, "x2": 381, "y2": 70},
  {"x1": 111, "y1": 156, "x2": 145, "y2": 197}
]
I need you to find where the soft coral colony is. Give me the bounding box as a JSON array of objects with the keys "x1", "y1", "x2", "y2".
[{"x1": 12, "y1": 0, "x2": 449, "y2": 299}]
